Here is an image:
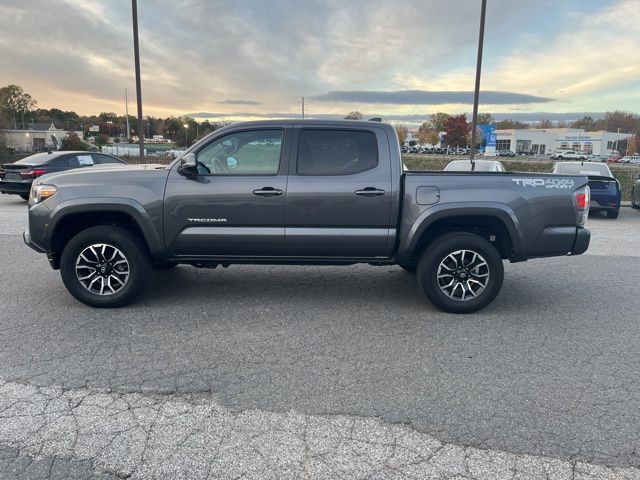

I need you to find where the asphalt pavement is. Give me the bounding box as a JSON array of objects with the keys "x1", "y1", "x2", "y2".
[{"x1": 1, "y1": 194, "x2": 640, "y2": 479}]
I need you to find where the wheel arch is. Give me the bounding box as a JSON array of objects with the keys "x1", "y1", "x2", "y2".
[
  {"x1": 47, "y1": 199, "x2": 163, "y2": 269},
  {"x1": 400, "y1": 204, "x2": 524, "y2": 263}
]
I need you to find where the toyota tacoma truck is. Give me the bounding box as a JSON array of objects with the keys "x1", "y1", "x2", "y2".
[{"x1": 23, "y1": 120, "x2": 591, "y2": 313}]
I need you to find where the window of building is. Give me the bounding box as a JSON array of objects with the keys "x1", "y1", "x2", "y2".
[
  {"x1": 495, "y1": 139, "x2": 511, "y2": 151},
  {"x1": 297, "y1": 129, "x2": 378, "y2": 176}
]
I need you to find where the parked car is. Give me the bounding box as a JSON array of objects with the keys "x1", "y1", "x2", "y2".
[
  {"x1": 620, "y1": 155, "x2": 640, "y2": 164},
  {"x1": 551, "y1": 150, "x2": 587, "y2": 160},
  {"x1": 444, "y1": 159, "x2": 505, "y2": 172},
  {"x1": 24, "y1": 120, "x2": 590, "y2": 313},
  {"x1": 497, "y1": 150, "x2": 516, "y2": 157},
  {"x1": 632, "y1": 173, "x2": 640, "y2": 209},
  {"x1": 552, "y1": 161, "x2": 621, "y2": 219},
  {"x1": 0, "y1": 151, "x2": 126, "y2": 201}
]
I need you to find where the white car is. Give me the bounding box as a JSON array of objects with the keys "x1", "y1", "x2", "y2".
[
  {"x1": 620, "y1": 155, "x2": 640, "y2": 164},
  {"x1": 444, "y1": 159, "x2": 505, "y2": 172},
  {"x1": 550, "y1": 150, "x2": 587, "y2": 160}
]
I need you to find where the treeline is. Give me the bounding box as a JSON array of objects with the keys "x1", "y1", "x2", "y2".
[
  {"x1": 0, "y1": 85, "x2": 220, "y2": 147},
  {"x1": 394, "y1": 111, "x2": 640, "y2": 149}
]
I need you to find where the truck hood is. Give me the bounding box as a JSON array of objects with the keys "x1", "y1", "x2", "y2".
[{"x1": 36, "y1": 163, "x2": 170, "y2": 187}]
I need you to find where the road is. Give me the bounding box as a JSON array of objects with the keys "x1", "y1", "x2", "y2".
[{"x1": 1, "y1": 194, "x2": 640, "y2": 479}]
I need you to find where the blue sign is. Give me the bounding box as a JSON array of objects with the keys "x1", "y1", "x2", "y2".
[{"x1": 478, "y1": 124, "x2": 496, "y2": 146}]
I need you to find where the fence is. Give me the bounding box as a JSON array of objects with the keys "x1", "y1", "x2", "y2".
[{"x1": 0, "y1": 153, "x2": 31, "y2": 164}]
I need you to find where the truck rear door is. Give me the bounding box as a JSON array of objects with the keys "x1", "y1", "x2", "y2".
[{"x1": 284, "y1": 126, "x2": 393, "y2": 257}]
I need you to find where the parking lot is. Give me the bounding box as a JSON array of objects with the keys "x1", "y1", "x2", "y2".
[{"x1": 1, "y1": 194, "x2": 640, "y2": 479}]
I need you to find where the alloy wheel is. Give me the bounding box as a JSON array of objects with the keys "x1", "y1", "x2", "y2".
[
  {"x1": 436, "y1": 249, "x2": 490, "y2": 301},
  {"x1": 75, "y1": 243, "x2": 130, "y2": 295}
]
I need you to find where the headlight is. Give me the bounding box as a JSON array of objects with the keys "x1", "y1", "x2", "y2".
[{"x1": 32, "y1": 184, "x2": 57, "y2": 203}]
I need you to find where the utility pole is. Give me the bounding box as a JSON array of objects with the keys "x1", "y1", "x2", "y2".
[
  {"x1": 131, "y1": 0, "x2": 144, "y2": 158},
  {"x1": 125, "y1": 88, "x2": 131, "y2": 141},
  {"x1": 469, "y1": 0, "x2": 487, "y2": 171},
  {"x1": 301, "y1": 97, "x2": 305, "y2": 119}
]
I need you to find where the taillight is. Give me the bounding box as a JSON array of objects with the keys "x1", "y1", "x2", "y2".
[
  {"x1": 19, "y1": 169, "x2": 47, "y2": 179},
  {"x1": 574, "y1": 186, "x2": 590, "y2": 226}
]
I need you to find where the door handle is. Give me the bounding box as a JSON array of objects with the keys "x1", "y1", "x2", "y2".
[
  {"x1": 355, "y1": 187, "x2": 385, "y2": 197},
  {"x1": 253, "y1": 187, "x2": 283, "y2": 197}
]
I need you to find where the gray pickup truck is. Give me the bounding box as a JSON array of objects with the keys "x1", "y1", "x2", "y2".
[{"x1": 24, "y1": 120, "x2": 590, "y2": 313}]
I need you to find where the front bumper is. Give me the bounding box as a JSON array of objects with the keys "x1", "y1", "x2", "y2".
[
  {"x1": 23, "y1": 228, "x2": 45, "y2": 253},
  {"x1": 570, "y1": 227, "x2": 590, "y2": 255}
]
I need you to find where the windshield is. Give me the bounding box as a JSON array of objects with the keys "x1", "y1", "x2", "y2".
[{"x1": 554, "y1": 163, "x2": 611, "y2": 177}]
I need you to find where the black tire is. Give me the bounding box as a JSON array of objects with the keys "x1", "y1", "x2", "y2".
[
  {"x1": 399, "y1": 264, "x2": 417, "y2": 274},
  {"x1": 607, "y1": 208, "x2": 620, "y2": 219},
  {"x1": 60, "y1": 226, "x2": 151, "y2": 308},
  {"x1": 19, "y1": 193, "x2": 30, "y2": 201},
  {"x1": 417, "y1": 232, "x2": 504, "y2": 314}
]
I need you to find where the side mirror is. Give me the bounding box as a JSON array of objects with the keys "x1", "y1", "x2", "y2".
[{"x1": 178, "y1": 152, "x2": 198, "y2": 176}]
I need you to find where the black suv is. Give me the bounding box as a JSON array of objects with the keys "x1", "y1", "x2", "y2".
[{"x1": 0, "y1": 151, "x2": 125, "y2": 200}]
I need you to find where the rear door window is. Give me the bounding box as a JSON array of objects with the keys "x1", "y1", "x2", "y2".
[
  {"x1": 296, "y1": 129, "x2": 378, "y2": 176},
  {"x1": 92, "y1": 154, "x2": 125, "y2": 164}
]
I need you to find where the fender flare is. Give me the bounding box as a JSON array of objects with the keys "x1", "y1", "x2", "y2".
[
  {"x1": 46, "y1": 198, "x2": 164, "y2": 254},
  {"x1": 401, "y1": 202, "x2": 525, "y2": 260}
]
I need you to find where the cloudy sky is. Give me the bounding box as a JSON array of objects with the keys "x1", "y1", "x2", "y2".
[{"x1": 1, "y1": 0, "x2": 639, "y2": 123}]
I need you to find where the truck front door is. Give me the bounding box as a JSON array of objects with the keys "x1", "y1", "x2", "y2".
[
  {"x1": 164, "y1": 127, "x2": 291, "y2": 257},
  {"x1": 285, "y1": 127, "x2": 393, "y2": 258}
]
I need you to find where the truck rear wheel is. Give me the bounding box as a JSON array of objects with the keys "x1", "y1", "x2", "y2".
[
  {"x1": 417, "y1": 232, "x2": 504, "y2": 314},
  {"x1": 60, "y1": 226, "x2": 151, "y2": 308}
]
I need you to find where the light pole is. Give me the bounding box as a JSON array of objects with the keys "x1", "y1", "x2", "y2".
[
  {"x1": 614, "y1": 127, "x2": 620, "y2": 154},
  {"x1": 469, "y1": 0, "x2": 487, "y2": 171},
  {"x1": 183, "y1": 124, "x2": 188, "y2": 147},
  {"x1": 131, "y1": 0, "x2": 145, "y2": 158}
]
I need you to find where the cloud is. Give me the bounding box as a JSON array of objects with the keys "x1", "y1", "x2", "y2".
[
  {"x1": 219, "y1": 99, "x2": 262, "y2": 105},
  {"x1": 0, "y1": 0, "x2": 637, "y2": 117},
  {"x1": 312, "y1": 90, "x2": 553, "y2": 105}
]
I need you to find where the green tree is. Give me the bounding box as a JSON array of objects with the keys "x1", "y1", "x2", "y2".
[
  {"x1": 428, "y1": 112, "x2": 450, "y2": 131},
  {"x1": 395, "y1": 126, "x2": 407, "y2": 146},
  {"x1": 0, "y1": 84, "x2": 37, "y2": 129},
  {"x1": 60, "y1": 132, "x2": 88, "y2": 151},
  {"x1": 444, "y1": 114, "x2": 470, "y2": 148},
  {"x1": 98, "y1": 112, "x2": 118, "y2": 122},
  {"x1": 476, "y1": 113, "x2": 494, "y2": 125},
  {"x1": 417, "y1": 121, "x2": 439, "y2": 145},
  {"x1": 570, "y1": 116, "x2": 596, "y2": 131},
  {"x1": 496, "y1": 119, "x2": 528, "y2": 129},
  {"x1": 344, "y1": 111, "x2": 363, "y2": 120}
]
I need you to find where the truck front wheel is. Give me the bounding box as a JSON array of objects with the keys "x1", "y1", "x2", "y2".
[
  {"x1": 60, "y1": 226, "x2": 151, "y2": 308},
  {"x1": 417, "y1": 232, "x2": 504, "y2": 314}
]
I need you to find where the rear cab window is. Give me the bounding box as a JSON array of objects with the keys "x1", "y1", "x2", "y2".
[{"x1": 296, "y1": 129, "x2": 378, "y2": 176}]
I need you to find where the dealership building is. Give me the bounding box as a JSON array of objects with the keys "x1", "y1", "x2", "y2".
[{"x1": 494, "y1": 128, "x2": 631, "y2": 155}]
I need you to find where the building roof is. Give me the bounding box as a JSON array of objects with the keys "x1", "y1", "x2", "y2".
[{"x1": 26, "y1": 122, "x2": 60, "y2": 131}]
